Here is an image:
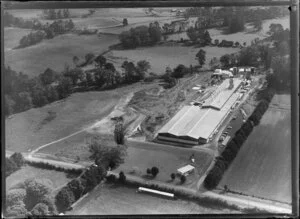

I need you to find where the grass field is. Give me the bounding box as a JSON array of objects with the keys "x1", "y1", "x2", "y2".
[
  {"x1": 68, "y1": 183, "x2": 238, "y2": 214},
  {"x1": 116, "y1": 140, "x2": 214, "y2": 189},
  {"x1": 5, "y1": 33, "x2": 118, "y2": 76},
  {"x1": 108, "y1": 46, "x2": 239, "y2": 75},
  {"x1": 5, "y1": 91, "x2": 121, "y2": 152},
  {"x1": 6, "y1": 165, "x2": 72, "y2": 192},
  {"x1": 4, "y1": 27, "x2": 32, "y2": 51},
  {"x1": 219, "y1": 94, "x2": 291, "y2": 203}
]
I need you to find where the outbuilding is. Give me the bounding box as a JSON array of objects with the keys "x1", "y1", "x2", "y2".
[{"x1": 177, "y1": 165, "x2": 195, "y2": 176}]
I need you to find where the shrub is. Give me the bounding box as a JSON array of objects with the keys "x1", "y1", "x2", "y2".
[
  {"x1": 170, "y1": 173, "x2": 176, "y2": 180},
  {"x1": 119, "y1": 171, "x2": 126, "y2": 183},
  {"x1": 67, "y1": 179, "x2": 84, "y2": 201},
  {"x1": 55, "y1": 187, "x2": 75, "y2": 213},
  {"x1": 106, "y1": 174, "x2": 117, "y2": 183},
  {"x1": 6, "y1": 157, "x2": 18, "y2": 177},
  {"x1": 10, "y1": 152, "x2": 25, "y2": 168},
  {"x1": 31, "y1": 203, "x2": 49, "y2": 216},
  {"x1": 6, "y1": 189, "x2": 27, "y2": 207},
  {"x1": 146, "y1": 168, "x2": 151, "y2": 174},
  {"x1": 151, "y1": 167, "x2": 159, "y2": 177},
  {"x1": 180, "y1": 175, "x2": 186, "y2": 184},
  {"x1": 6, "y1": 204, "x2": 28, "y2": 217}
]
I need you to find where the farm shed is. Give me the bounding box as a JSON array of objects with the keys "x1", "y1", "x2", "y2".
[
  {"x1": 222, "y1": 136, "x2": 231, "y2": 146},
  {"x1": 177, "y1": 165, "x2": 195, "y2": 176}
]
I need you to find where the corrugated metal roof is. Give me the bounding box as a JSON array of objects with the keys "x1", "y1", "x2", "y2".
[{"x1": 158, "y1": 92, "x2": 240, "y2": 140}]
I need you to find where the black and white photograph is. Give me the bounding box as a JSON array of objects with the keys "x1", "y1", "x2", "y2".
[{"x1": 2, "y1": 0, "x2": 299, "y2": 217}]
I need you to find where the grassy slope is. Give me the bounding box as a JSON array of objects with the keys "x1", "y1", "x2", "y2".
[
  {"x1": 5, "y1": 33, "x2": 119, "y2": 76},
  {"x1": 68, "y1": 183, "x2": 238, "y2": 215},
  {"x1": 4, "y1": 27, "x2": 32, "y2": 51},
  {"x1": 6, "y1": 165, "x2": 71, "y2": 191},
  {"x1": 5, "y1": 91, "x2": 121, "y2": 152},
  {"x1": 219, "y1": 94, "x2": 291, "y2": 203}
]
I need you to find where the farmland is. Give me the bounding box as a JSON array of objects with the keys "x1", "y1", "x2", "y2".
[
  {"x1": 4, "y1": 27, "x2": 31, "y2": 51},
  {"x1": 219, "y1": 94, "x2": 291, "y2": 203},
  {"x1": 4, "y1": 33, "x2": 119, "y2": 77},
  {"x1": 108, "y1": 46, "x2": 239, "y2": 74},
  {"x1": 5, "y1": 90, "x2": 121, "y2": 152},
  {"x1": 68, "y1": 183, "x2": 239, "y2": 215}
]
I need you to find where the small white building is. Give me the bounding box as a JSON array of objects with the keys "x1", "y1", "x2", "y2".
[{"x1": 177, "y1": 165, "x2": 195, "y2": 176}]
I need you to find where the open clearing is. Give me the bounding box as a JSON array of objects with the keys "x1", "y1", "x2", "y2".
[
  {"x1": 219, "y1": 94, "x2": 291, "y2": 203},
  {"x1": 5, "y1": 33, "x2": 118, "y2": 76},
  {"x1": 6, "y1": 165, "x2": 72, "y2": 192},
  {"x1": 108, "y1": 46, "x2": 239, "y2": 74},
  {"x1": 68, "y1": 183, "x2": 238, "y2": 215}
]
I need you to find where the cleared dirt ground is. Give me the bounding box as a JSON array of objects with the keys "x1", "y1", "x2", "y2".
[
  {"x1": 219, "y1": 94, "x2": 291, "y2": 203},
  {"x1": 68, "y1": 183, "x2": 239, "y2": 215}
]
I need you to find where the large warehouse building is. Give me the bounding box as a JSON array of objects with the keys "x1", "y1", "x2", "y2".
[{"x1": 157, "y1": 78, "x2": 242, "y2": 145}]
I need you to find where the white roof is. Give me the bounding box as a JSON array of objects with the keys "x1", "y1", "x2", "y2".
[
  {"x1": 177, "y1": 165, "x2": 195, "y2": 174},
  {"x1": 158, "y1": 92, "x2": 240, "y2": 140}
]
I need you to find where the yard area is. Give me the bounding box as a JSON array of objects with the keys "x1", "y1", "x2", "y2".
[
  {"x1": 219, "y1": 94, "x2": 291, "y2": 203},
  {"x1": 4, "y1": 33, "x2": 119, "y2": 77},
  {"x1": 6, "y1": 165, "x2": 72, "y2": 192},
  {"x1": 115, "y1": 140, "x2": 214, "y2": 190},
  {"x1": 108, "y1": 45, "x2": 239, "y2": 75},
  {"x1": 67, "y1": 182, "x2": 238, "y2": 215}
]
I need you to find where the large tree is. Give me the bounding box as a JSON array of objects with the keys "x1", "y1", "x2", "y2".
[{"x1": 196, "y1": 49, "x2": 206, "y2": 68}]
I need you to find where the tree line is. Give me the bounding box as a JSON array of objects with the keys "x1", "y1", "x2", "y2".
[
  {"x1": 204, "y1": 88, "x2": 275, "y2": 190},
  {"x1": 119, "y1": 21, "x2": 162, "y2": 49},
  {"x1": 42, "y1": 9, "x2": 71, "y2": 20},
  {"x1": 18, "y1": 19, "x2": 75, "y2": 48},
  {"x1": 55, "y1": 137, "x2": 127, "y2": 213},
  {"x1": 5, "y1": 152, "x2": 25, "y2": 177}
]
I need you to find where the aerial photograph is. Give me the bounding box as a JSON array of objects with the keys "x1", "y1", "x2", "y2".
[{"x1": 3, "y1": 2, "x2": 293, "y2": 217}]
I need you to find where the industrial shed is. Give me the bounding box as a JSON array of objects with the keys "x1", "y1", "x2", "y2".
[{"x1": 158, "y1": 93, "x2": 240, "y2": 145}]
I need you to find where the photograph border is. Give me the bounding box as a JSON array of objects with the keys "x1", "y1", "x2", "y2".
[{"x1": 1, "y1": 0, "x2": 299, "y2": 217}]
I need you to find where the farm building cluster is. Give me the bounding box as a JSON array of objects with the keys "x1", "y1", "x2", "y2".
[{"x1": 157, "y1": 76, "x2": 245, "y2": 145}]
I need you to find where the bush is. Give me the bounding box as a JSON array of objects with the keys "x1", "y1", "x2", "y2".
[
  {"x1": 106, "y1": 174, "x2": 117, "y2": 183},
  {"x1": 170, "y1": 173, "x2": 176, "y2": 180},
  {"x1": 146, "y1": 168, "x2": 151, "y2": 175},
  {"x1": 119, "y1": 171, "x2": 126, "y2": 183},
  {"x1": 6, "y1": 189, "x2": 27, "y2": 207},
  {"x1": 55, "y1": 187, "x2": 75, "y2": 213},
  {"x1": 180, "y1": 175, "x2": 186, "y2": 184},
  {"x1": 6, "y1": 157, "x2": 19, "y2": 177},
  {"x1": 67, "y1": 179, "x2": 84, "y2": 201},
  {"x1": 31, "y1": 203, "x2": 49, "y2": 216},
  {"x1": 151, "y1": 167, "x2": 159, "y2": 177},
  {"x1": 10, "y1": 152, "x2": 25, "y2": 168}
]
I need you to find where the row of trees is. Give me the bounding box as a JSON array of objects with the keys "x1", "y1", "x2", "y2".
[
  {"x1": 204, "y1": 89, "x2": 275, "y2": 190},
  {"x1": 42, "y1": 9, "x2": 71, "y2": 20},
  {"x1": 4, "y1": 66, "x2": 72, "y2": 116},
  {"x1": 55, "y1": 137, "x2": 127, "y2": 212},
  {"x1": 18, "y1": 19, "x2": 75, "y2": 48},
  {"x1": 6, "y1": 178, "x2": 57, "y2": 217},
  {"x1": 3, "y1": 11, "x2": 41, "y2": 29},
  {"x1": 186, "y1": 27, "x2": 211, "y2": 45},
  {"x1": 5, "y1": 152, "x2": 25, "y2": 177},
  {"x1": 119, "y1": 22, "x2": 162, "y2": 49}
]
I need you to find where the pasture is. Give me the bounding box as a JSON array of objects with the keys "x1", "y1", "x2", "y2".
[
  {"x1": 219, "y1": 94, "x2": 291, "y2": 203},
  {"x1": 67, "y1": 183, "x2": 237, "y2": 215},
  {"x1": 5, "y1": 33, "x2": 118, "y2": 76},
  {"x1": 4, "y1": 27, "x2": 31, "y2": 51},
  {"x1": 108, "y1": 46, "x2": 239, "y2": 75},
  {"x1": 5, "y1": 91, "x2": 121, "y2": 153},
  {"x1": 167, "y1": 16, "x2": 290, "y2": 45}
]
